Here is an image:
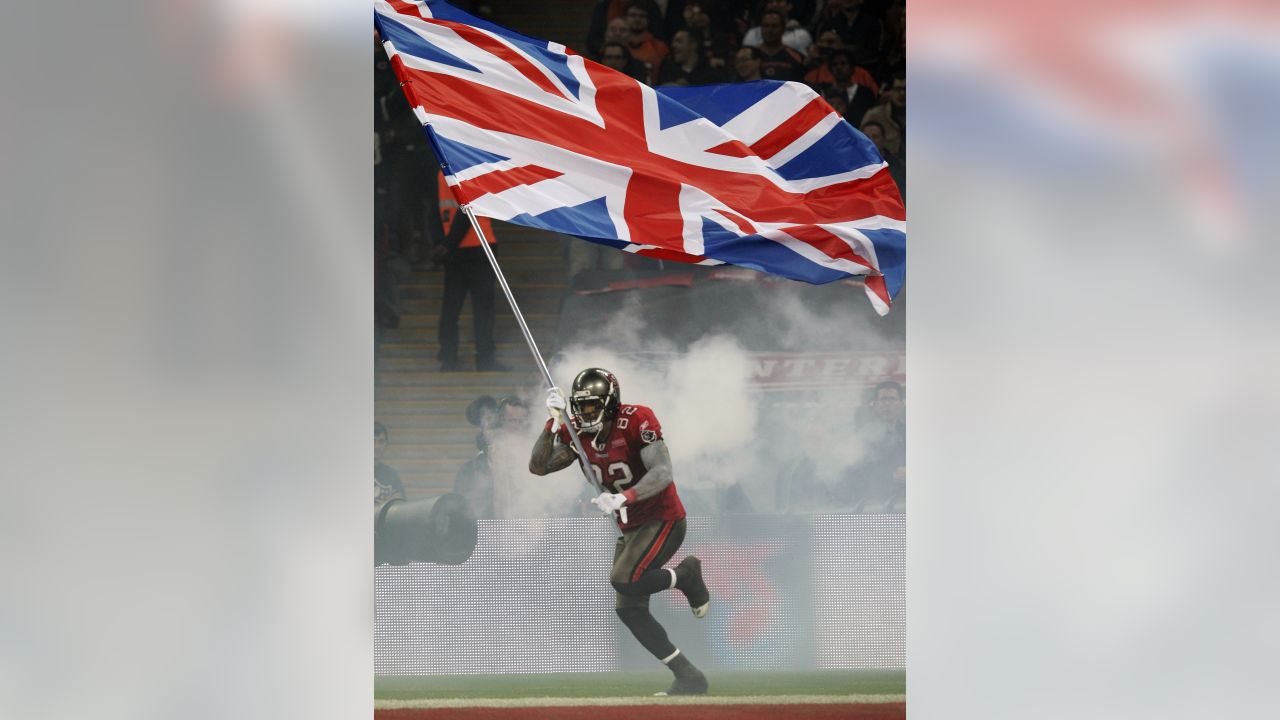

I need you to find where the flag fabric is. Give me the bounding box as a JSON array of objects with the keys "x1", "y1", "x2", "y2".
[{"x1": 374, "y1": 0, "x2": 906, "y2": 314}]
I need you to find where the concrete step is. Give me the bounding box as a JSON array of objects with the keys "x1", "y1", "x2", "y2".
[
  {"x1": 393, "y1": 457, "x2": 484, "y2": 475},
  {"x1": 399, "y1": 282, "x2": 567, "y2": 298},
  {"x1": 377, "y1": 341, "x2": 537, "y2": 358},
  {"x1": 391, "y1": 311, "x2": 557, "y2": 329},
  {"x1": 376, "y1": 371, "x2": 538, "y2": 388},
  {"x1": 380, "y1": 322, "x2": 555, "y2": 339},
  {"x1": 376, "y1": 371, "x2": 542, "y2": 407},
  {"x1": 380, "y1": 414, "x2": 473, "y2": 429},
  {"x1": 382, "y1": 441, "x2": 478, "y2": 460},
  {"x1": 377, "y1": 400, "x2": 474, "y2": 416},
  {"x1": 399, "y1": 270, "x2": 568, "y2": 288},
  {"x1": 398, "y1": 254, "x2": 566, "y2": 273},
  {"x1": 397, "y1": 295, "x2": 562, "y2": 314},
  {"x1": 377, "y1": 351, "x2": 549, "y2": 368},
  {"x1": 376, "y1": 193, "x2": 572, "y2": 491},
  {"x1": 380, "y1": 328, "x2": 556, "y2": 345},
  {"x1": 376, "y1": 353, "x2": 547, "y2": 371},
  {"x1": 493, "y1": 240, "x2": 565, "y2": 258},
  {"x1": 403, "y1": 479, "x2": 456, "y2": 497},
  {"x1": 376, "y1": 384, "x2": 537, "y2": 402},
  {"x1": 383, "y1": 428, "x2": 479, "y2": 445}
]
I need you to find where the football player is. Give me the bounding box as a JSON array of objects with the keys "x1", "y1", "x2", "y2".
[{"x1": 529, "y1": 368, "x2": 711, "y2": 696}]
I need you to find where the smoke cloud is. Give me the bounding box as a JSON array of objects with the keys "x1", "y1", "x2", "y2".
[{"x1": 475, "y1": 279, "x2": 904, "y2": 519}]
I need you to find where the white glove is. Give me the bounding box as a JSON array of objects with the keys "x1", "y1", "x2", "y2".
[
  {"x1": 592, "y1": 492, "x2": 627, "y2": 514},
  {"x1": 545, "y1": 387, "x2": 567, "y2": 419}
]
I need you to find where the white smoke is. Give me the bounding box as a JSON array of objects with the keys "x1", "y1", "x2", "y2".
[{"x1": 480, "y1": 280, "x2": 905, "y2": 517}]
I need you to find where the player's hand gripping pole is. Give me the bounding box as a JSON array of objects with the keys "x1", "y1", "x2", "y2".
[{"x1": 461, "y1": 204, "x2": 627, "y2": 524}]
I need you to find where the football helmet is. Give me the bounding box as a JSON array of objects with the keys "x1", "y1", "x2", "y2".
[{"x1": 570, "y1": 368, "x2": 620, "y2": 434}]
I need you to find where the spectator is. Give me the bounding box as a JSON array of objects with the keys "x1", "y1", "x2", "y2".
[
  {"x1": 806, "y1": 0, "x2": 844, "y2": 36},
  {"x1": 820, "y1": 49, "x2": 880, "y2": 126},
  {"x1": 732, "y1": 46, "x2": 764, "y2": 82},
  {"x1": 598, "y1": 40, "x2": 650, "y2": 82},
  {"x1": 374, "y1": 40, "x2": 399, "y2": 340},
  {"x1": 801, "y1": 29, "x2": 844, "y2": 83},
  {"x1": 588, "y1": 0, "x2": 666, "y2": 57},
  {"x1": 375, "y1": 422, "x2": 406, "y2": 506},
  {"x1": 816, "y1": 0, "x2": 883, "y2": 73},
  {"x1": 823, "y1": 89, "x2": 848, "y2": 118},
  {"x1": 754, "y1": 10, "x2": 806, "y2": 81},
  {"x1": 623, "y1": 0, "x2": 670, "y2": 84},
  {"x1": 433, "y1": 169, "x2": 508, "y2": 372},
  {"x1": 605, "y1": 16, "x2": 631, "y2": 49},
  {"x1": 742, "y1": 0, "x2": 813, "y2": 55},
  {"x1": 783, "y1": 0, "x2": 818, "y2": 27},
  {"x1": 376, "y1": 42, "x2": 438, "y2": 270},
  {"x1": 880, "y1": 0, "x2": 905, "y2": 79},
  {"x1": 455, "y1": 395, "x2": 531, "y2": 519},
  {"x1": 778, "y1": 380, "x2": 905, "y2": 514},
  {"x1": 861, "y1": 120, "x2": 905, "y2": 199},
  {"x1": 836, "y1": 381, "x2": 905, "y2": 513},
  {"x1": 586, "y1": 0, "x2": 625, "y2": 58},
  {"x1": 657, "y1": 29, "x2": 729, "y2": 86},
  {"x1": 860, "y1": 73, "x2": 904, "y2": 158},
  {"x1": 679, "y1": 2, "x2": 737, "y2": 69}
]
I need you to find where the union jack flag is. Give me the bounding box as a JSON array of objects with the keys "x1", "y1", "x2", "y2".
[{"x1": 375, "y1": 0, "x2": 906, "y2": 314}]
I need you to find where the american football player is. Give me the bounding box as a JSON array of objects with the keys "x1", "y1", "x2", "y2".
[{"x1": 529, "y1": 367, "x2": 711, "y2": 696}]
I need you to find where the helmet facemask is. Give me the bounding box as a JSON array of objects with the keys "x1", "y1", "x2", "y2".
[{"x1": 571, "y1": 394, "x2": 607, "y2": 434}]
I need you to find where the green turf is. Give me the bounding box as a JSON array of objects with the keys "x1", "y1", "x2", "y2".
[{"x1": 375, "y1": 670, "x2": 904, "y2": 700}]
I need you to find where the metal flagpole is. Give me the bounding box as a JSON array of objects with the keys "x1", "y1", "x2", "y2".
[{"x1": 459, "y1": 204, "x2": 626, "y2": 523}]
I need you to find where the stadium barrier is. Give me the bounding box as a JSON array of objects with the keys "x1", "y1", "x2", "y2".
[{"x1": 375, "y1": 514, "x2": 903, "y2": 674}]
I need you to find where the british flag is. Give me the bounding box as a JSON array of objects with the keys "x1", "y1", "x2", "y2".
[{"x1": 375, "y1": 0, "x2": 906, "y2": 314}]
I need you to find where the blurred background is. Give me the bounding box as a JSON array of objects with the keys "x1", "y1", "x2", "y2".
[{"x1": 3, "y1": 0, "x2": 1278, "y2": 718}]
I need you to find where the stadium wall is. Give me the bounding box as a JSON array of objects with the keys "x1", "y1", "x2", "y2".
[{"x1": 375, "y1": 514, "x2": 904, "y2": 675}]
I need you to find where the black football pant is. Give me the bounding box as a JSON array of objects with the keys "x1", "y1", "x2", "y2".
[{"x1": 611, "y1": 518, "x2": 686, "y2": 661}]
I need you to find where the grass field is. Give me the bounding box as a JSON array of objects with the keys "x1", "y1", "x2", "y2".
[{"x1": 376, "y1": 669, "x2": 904, "y2": 700}]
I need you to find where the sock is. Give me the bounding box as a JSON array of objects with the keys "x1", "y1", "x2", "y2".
[
  {"x1": 667, "y1": 568, "x2": 678, "y2": 590},
  {"x1": 612, "y1": 568, "x2": 677, "y2": 596},
  {"x1": 665, "y1": 651, "x2": 700, "y2": 678},
  {"x1": 674, "y1": 559, "x2": 691, "y2": 586}
]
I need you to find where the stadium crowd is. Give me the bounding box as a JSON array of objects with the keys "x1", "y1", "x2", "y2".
[{"x1": 584, "y1": 0, "x2": 905, "y2": 193}]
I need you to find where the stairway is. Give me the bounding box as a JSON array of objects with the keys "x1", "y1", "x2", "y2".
[
  {"x1": 376, "y1": 224, "x2": 567, "y2": 497},
  {"x1": 376, "y1": 2, "x2": 596, "y2": 497}
]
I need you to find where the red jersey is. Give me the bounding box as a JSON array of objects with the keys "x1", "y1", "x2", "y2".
[{"x1": 546, "y1": 403, "x2": 685, "y2": 531}]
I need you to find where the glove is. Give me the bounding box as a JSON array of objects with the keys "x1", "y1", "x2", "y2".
[
  {"x1": 592, "y1": 492, "x2": 627, "y2": 514},
  {"x1": 545, "y1": 387, "x2": 567, "y2": 419}
]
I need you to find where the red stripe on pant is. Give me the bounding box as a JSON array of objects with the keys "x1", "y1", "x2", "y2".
[{"x1": 632, "y1": 521, "x2": 673, "y2": 583}]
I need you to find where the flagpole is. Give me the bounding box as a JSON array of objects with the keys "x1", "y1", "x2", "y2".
[{"x1": 459, "y1": 204, "x2": 624, "y2": 522}]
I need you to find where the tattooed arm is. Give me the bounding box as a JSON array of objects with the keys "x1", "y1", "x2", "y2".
[{"x1": 529, "y1": 425, "x2": 578, "y2": 475}]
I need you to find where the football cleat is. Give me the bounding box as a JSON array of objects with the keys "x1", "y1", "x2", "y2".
[
  {"x1": 654, "y1": 667, "x2": 708, "y2": 696},
  {"x1": 675, "y1": 556, "x2": 710, "y2": 619}
]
